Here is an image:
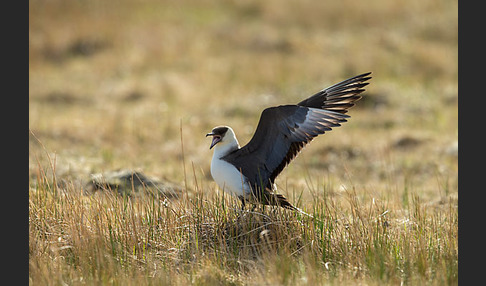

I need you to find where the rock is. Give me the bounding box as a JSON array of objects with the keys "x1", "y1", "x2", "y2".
[
  {"x1": 85, "y1": 169, "x2": 182, "y2": 198},
  {"x1": 392, "y1": 136, "x2": 424, "y2": 150}
]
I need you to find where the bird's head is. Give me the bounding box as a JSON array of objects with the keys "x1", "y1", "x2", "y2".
[{"x1": 206, "y1": 126, "x2": 238, "y2": 150}]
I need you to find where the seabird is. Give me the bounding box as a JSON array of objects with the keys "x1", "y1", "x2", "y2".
[{"x1": 206, "y1": 72, "x2": 372, "y2": 211}]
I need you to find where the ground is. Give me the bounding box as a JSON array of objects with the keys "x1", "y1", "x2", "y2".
[{"x1": 29, "y1": 0, "x2": 457, "y2": 284}]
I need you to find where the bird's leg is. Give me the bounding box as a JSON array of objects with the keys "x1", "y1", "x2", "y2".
[{"x1": 239, "y1": 196, "x2": 246, "y2": 211}]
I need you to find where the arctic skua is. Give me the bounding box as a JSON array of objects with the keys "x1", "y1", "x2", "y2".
[{"x1": 206, "y1": 72, "x2": 372, "y2": 211}]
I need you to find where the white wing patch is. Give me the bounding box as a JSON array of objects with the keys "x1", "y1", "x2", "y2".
[{"x1": 291, "y1": 108, "x2": 349, "y2": 141}]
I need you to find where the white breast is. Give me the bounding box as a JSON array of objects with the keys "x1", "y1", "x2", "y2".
[{"x1": 210, "y1": 156, "x2": 251, "y2": 198}]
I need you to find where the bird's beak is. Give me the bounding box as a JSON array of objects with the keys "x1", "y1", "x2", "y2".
[{"x1": 206, "y1": 132, "x2": 221, "y2": 149}]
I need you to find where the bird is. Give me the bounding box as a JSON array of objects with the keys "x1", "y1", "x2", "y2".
[{"x1": 206, "y1": 72, "x2": 372, "y2": 211}]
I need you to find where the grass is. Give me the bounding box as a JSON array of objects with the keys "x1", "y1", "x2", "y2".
[
  {"x1": 29, "y1": 155, "x2": 457, "y2": 285},
  {"x1": 29, "y1": 0, "x2": 457, "y2": 284}
]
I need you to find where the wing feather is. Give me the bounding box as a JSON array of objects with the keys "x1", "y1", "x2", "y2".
[{"x1": 298, "y1": 72, "x2": 371, "y2": 113}]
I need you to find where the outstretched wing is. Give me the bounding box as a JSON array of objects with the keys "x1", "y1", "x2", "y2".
[
  {"x1": 223, "y1": 72, "x2": 371, "y2": 192},
  {"x1": 298, "y1": 72, "x2": 371, "y2": 112}
]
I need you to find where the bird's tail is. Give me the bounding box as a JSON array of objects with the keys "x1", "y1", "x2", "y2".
[
  {"x1": 273, "y1": 193, "x2": 296, "y2": 209},
  {"x1": 273, "y1": 193, "x2": 314, "y2": 218}
]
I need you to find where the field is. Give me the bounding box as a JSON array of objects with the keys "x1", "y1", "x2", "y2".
[{"x1": 29, "y1": 0, "x2": 458, "y2": 285}]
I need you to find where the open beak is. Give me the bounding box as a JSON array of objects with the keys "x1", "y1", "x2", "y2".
[{"x1": 206, "y1": 132, "x2": 221, "y2": 149}]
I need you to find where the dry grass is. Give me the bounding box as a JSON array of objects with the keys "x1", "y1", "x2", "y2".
[
  {"x1": 29, "y1": 0, "x2": 457, "y2": 284},
  {"x1": 29, "y1": 157, "x2": 457, "y2": 285}
]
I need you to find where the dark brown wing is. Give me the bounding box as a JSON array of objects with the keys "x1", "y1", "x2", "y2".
[
  {"x1": 223, "y1": 72, "x2": 371, "y2": 192},
  {"x1": 223, "y1": 106, "x2": 349, "y2": 191}
]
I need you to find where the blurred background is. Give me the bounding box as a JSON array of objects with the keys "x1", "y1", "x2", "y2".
[{"x1": 29, "y1": 0, "x2": 457, "y2": 203}]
